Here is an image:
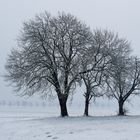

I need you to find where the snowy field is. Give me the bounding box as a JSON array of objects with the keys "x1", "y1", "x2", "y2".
[{"x1": 1, "y1": 104, "x2": 140, "y2": 140}]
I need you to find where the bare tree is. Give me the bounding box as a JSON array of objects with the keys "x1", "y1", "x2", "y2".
[
  {"x1": 81, "y1": 30, "x2": 120, "y2": 116},
  {"x1": 105, "y1": 40, "x2": 140, "y2": 115},
  {"x1": 81, "y1": 70, "x2": 104, "y2": 116},
  {"x1": 5, "y1": 12, "x2": 92, "y2": 117}
]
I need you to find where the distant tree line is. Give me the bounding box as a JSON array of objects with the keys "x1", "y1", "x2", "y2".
[
  {"x1": 5, "y1": 12, "x2": 140, "y2": 117},
  {"x1": 0, "y1": 100, "x2": 47, "y2": 107}
]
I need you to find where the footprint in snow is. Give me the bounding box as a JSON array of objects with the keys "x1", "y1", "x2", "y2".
[
  {"x1": 47, "y1": 135, "x2": 52, "y2": 138},
  {"x1": 69, "y1": 132, "x2": 74, "y2": 134},
  {"x1": 45, "y1": 131, "x2": 58, "y2": 139},
  {"x1": 46, "y1": 132, "x2": 51, "y2": 134},
  {"x1": 52, "y1": 136, "x2": 58, "y2": 139}
]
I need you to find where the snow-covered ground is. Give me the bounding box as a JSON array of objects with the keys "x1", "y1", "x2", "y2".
[{"x1": 0, "y1": 105, "x2": 140, "y2": 140}]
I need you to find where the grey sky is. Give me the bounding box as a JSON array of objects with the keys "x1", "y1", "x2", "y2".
[{"x1": 0, "y1": 0, "x2": 140, "y2": 100}]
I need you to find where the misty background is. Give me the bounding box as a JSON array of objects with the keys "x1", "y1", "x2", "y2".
[{"x1": 0, "y1": 0, "x2": 140, "y2": 108}]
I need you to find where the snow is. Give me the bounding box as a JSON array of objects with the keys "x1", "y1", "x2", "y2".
[{"x1": 1, "y1": 106, "x2": 140, "y2": 140}]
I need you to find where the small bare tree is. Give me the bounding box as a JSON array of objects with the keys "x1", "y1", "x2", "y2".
[
  {"x1": 105, "y1": 40, "x2": 140, "y2": 115},
  {"x1": 5, "y1": 12, "x2": 92, "y2": 117}
]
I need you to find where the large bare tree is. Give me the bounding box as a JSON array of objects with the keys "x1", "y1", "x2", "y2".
[{"x1": 5, "y1": 12, "x2": 92, "y2": 117}]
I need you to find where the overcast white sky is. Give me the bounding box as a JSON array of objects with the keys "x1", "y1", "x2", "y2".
[{"x1": 0, "y1": 0, "x2": 140, "y2": 100}]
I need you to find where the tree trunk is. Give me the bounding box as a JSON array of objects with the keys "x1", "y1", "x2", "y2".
[
  {"x1": 84, "y1": 93, "x2": 90, "y2": 116},
  {"x1": 118, "y1": 100, "x2": 124, "y2": 116},
  {"x1": 58, "y1": 96, "x2": 68, "y2": 117},
  {"x1": 84, "y1": 98, "x2": 89, "y2": 116}
]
